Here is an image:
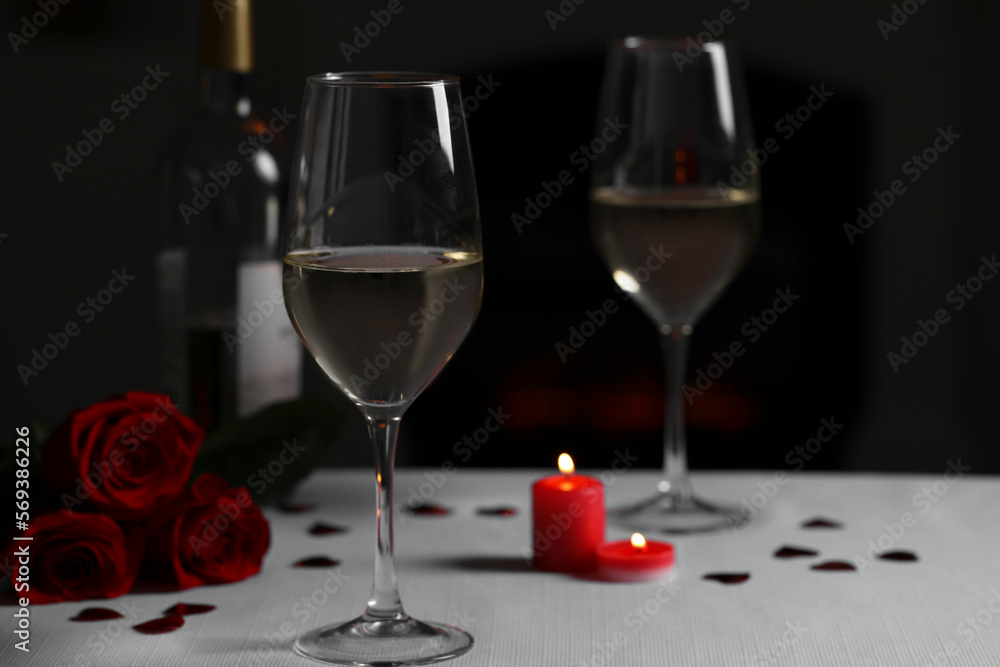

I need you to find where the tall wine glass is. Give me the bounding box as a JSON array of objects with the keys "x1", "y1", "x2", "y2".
[
  {"x1": 590, "y1": 39, "x2": 761, "y2": 533},
  {"x1": 283, "y1": 73, "x2": 482, "y2": 665}
]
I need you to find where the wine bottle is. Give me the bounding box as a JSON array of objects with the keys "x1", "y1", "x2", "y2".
[{"x1": 156, "y1": 0, "x2": 301, "y2": 430}]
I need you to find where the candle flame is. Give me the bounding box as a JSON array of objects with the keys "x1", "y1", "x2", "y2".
[
  {"x1": 557, "y1": 453, "x2": 574, "y2": 474},
  {"x1": 631, "y1": 533, "x2": 647, "y2": 550}
]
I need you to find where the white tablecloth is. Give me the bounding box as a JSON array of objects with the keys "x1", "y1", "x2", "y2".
[{"x1": 7, "y1": 469, "x2": 1000, "y2": 666}]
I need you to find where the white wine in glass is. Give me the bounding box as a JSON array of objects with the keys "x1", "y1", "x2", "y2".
[
  {"x1": 592, "y1": 187, "x2": 758, "y2": 327},
  {"x1": 285, "y1": 247, "x2": 482, "y2": 406}
]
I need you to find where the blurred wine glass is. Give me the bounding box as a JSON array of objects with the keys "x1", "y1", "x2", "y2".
[{"x1": 590, "y1": 38, "x2": 761, "y2": 533}]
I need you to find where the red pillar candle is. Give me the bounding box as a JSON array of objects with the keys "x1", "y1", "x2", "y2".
[
  {"x1": 532, "y1": 454, "x2": 605, "y2": 572},
  {"x1": 595, "y1": 533, "x2": 675, "y2": 582}
]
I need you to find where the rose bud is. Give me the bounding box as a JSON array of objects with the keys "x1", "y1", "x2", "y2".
[{"x1": 42, "y1": 392, "x2": 203, "y2": 520}]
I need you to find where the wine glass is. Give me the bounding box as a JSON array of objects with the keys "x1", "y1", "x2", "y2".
[
  {"x1": 590, "y1": 38, "x2": 761, "y2": 533},
  {"x1": 283, "y1": 73, "x2": 482, "y2": 665}
]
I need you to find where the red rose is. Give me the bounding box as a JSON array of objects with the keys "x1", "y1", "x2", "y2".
[
  {"x1": 42, "y1": 392, "x2": 203, "y2": 519},
  {"x1": 2, "y1": 510, "x2": 141, "y2": 604},
  {"x1": 144, "y1": 473, "x2": 270, "y2": 590}
]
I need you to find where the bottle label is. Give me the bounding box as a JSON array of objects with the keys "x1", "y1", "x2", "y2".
[
  {"x1": 156, "y1": 248, "x2": 188, "y2": 409},
  {"x1": 235, "y1": 260, "x2": 301, "y2": 416}
]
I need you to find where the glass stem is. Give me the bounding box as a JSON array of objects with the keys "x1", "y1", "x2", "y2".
[
  {"x1": 363, "y1": 412, "x2": 408, "y2": 622},
  {"x1": 661, "y1": 328, "x2": 693, "y2": 500}
]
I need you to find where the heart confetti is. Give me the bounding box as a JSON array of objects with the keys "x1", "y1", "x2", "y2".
[
  {"x1": 802, "y1": 517, "x2": 843, "y2": 529},
  {"x1": 878, "y1": 550, "x2": 918, "y2": 562},
  {"x1": 405, "y1": 504, "x2": 452, "y2": 516},
  {"x1": 294, "y1": 556, "x2": 341, "y2": 568},
  {"x1": 476, "y1": 506, "x2": 517, "y2": 517},
  {"x1": 277, "y1": 502, "x2": 316, "y2": 514},
  {"x1": 703, "y1": 573, "x2": 750, "y2": 585},
  {"x1": 70, "y1": 608, "x2": 123, "y2": 622},
  {"x1": 308, "y1": 522, "x2": 348, "y2": 536},
  {"x1": 811, "y1": 561, "x2": 856, "y2": 571},
  {"x1": 133, "y1": 615, "x2": 185, "y2": 635},
  {"x1": 164, "y1": 603, "x2": 216, "y2": 616},
  {"x1": 774, "y1": 546, "x2": 819, "y2": 559}
]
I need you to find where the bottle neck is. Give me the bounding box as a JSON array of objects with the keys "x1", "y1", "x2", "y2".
[
  {"x1": 198, "y1": 0, "x2": 254, "y2": 115},
  {"x1": 200, "y1": 69, "x2": 253, "y2": 116}
]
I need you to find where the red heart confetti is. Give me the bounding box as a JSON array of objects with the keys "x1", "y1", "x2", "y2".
[
  {"x1": 70, "y1": 608, "x2": 123, "y2": 622},
  {"x1": 309, "y1": 522, "x2": 348, "y2": 536},
  {"x1": 164, "y1": 603, "x2": 216, "y2": 616},
  {"x1": 878, "y1": 550, "x2": 918, "y2": 562},
  {"x1": 405, "y1": 504, "x2": 452, "y2": 516},
  {"x1": 774, "y1": 546, "x2": 819, "y2": 559},
  {"x1": 476, "y1": 506, "x2": 517, "y2": 517},
  {"x1": 277, "y1": 502, "x2": 316, "y2": 514},
  {"x1": 133, "y1": 615, "x2": 185, "y2": 635},
  {"x1": 703, "y1": 573, "x2": 750, "y2": 585},
  {"x1": 295, "y1": 556, "x2": 341, "y2": 568},
  {"x1": 811, "y1": 560, "x2": 856, "y2": 571},
  {"x1": 802, "y1": 517, "x2": 843, "y2": 529}
]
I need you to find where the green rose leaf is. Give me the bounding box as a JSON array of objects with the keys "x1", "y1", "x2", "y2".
[{"x1": 192, "y1": 397, "x2": 347, "y2": 505}]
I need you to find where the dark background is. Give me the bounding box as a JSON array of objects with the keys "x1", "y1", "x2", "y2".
[{"x1": 2, "y1": 0, "x2": 997, "y2": 474}]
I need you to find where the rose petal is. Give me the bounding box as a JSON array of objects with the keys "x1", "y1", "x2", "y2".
[
  {"x1": 276, "y1": 502, "x2": 316, "y2": 514},
  {"x1": 71, "y1": 608, "x2": 123, "y2": 622},
  {"x1": 133, "y1": 615, "x2": 185, "y2": 634},
  {"x1": 811, "y1": 561, "x2": 856, "y2": 571},
  {"x1": 774, "y1": 546, "x2": 818, "y2": 558},
  {"x1": 191, "y1": 473, "x2": 233, "y2": 504},
  {"x1": 308, "y1": 522, "x2": 348, "y2": 535},
  {"x1": 164, "y1": 603, "x2": 216, "y2": 616},
  {"x1": 476, "y1": 506, "x2": 517, "y2": 517},
  {"x1": 294, "y1": 556, "x2": 340, "y2": 568},
  {"x1": 878, "y1": 550, "x2": 918, "y2": 562},
  {"x1": 703, "y1": 573, "x2": 750, "y2": 584},
  {"x1": 75, "y1": 414, "x2": 111, "y2": 485},
  {"x1": 405, "y1": 504, "x2": 452, "y2": 516}
]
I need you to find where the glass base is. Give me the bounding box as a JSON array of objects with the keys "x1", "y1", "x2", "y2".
[
  {"x1": 611, "y1": 491, "x2": 749, "y2": 534},
  {"x1": 294, "y1": 616, "x2": 474, "y2": 666}
]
